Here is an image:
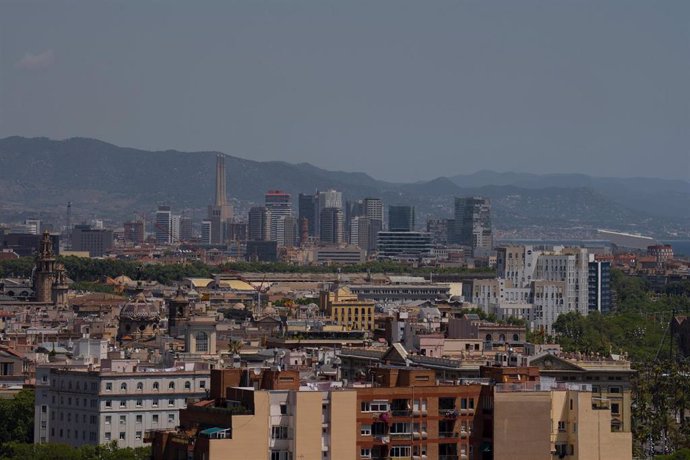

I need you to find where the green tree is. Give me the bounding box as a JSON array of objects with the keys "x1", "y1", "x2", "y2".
[{"x1": 0, "y1": 390, "x2": 34, "y2": 445}]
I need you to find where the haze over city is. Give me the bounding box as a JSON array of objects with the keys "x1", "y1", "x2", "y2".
[{"x1": 1, "y1": 0, "x2": 688, "y2": 182}]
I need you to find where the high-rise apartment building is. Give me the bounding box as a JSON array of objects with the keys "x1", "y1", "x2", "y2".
[
  {"x1": 155, "y1": 206, "x2": 172, "y2": 245},
  {"x1": 363, "y1": 198, "x2": 383, "y2": 222},
  {"x1": 588, "y1": 256, "x2": 612, "y2": 314},
  {"x1": 277, "y1": 216, "x2": 298, "y2": 248},
  {"x1": 319, "y1": 207, "x2": 344, "y2": 244},
  {"x1": 208, "y1": 155, "x2": 233, "y2": 244},
  {"x1": 388, "y1": 205, "x2": 415, "y2": 232},
  {"x1": 454, "y1": 197, "x2": 493, "y2": 254},
  {"x1": 248, "y1": 207, "x2": 271, "y2": 241},
  {"x1": 265, "y1": 191, "x2": 292, "y2": 243},
  {"x1": 171, "y1": 215, "x2": 181, "y2": 243}
]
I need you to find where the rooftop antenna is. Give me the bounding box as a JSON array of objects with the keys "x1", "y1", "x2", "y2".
[{"x1": 66, "y1": 202, "x2": 72, "y2": 231}]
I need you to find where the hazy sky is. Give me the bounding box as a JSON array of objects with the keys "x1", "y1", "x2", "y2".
[{"x1": 1, "y1": 1, "x2": 688, "y2": 182}]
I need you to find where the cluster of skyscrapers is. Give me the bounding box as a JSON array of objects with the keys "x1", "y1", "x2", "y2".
[{"x1": 127, "y1": 155, "x2": 496, "y2": 263}]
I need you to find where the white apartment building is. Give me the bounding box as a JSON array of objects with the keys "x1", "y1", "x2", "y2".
[
  {"x1": 475, "y1": 246, "x2": 590, "y2": 333},
  {"x1": 34, "y1": 359, "x2": 210, "y2": 448}
]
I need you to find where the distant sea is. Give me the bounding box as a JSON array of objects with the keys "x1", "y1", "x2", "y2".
[{"x1": 661, "y1": 240, "x2": 690, "y2": 257}]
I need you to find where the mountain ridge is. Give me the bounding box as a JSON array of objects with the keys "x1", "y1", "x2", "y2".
[{"x1": 0, "y1": 136, "x2": 687, "y2": 236}]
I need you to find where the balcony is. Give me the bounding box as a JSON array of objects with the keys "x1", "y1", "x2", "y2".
[
  {"x1": 374, "y1": 435, "x2": 390, "y2": 444},
  {"x1": 439, "y1": 432, "x2": 458, "y2": 438},
  {"x1": 391, "y1": 409, "x2": 412, "y2": 417}
]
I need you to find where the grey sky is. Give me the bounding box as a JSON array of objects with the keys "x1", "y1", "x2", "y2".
[{"x1": 1, "y1": 0, "x2": 688, "y2": 182}]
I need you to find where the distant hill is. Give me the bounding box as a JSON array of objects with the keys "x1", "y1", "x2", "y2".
[{"x1": 0, "y1": 136, "x2": 687, "y2": 236}]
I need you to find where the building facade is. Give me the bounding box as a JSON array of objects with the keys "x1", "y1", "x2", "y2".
[{"x1": 34, "y1": 361, "x2": 210, "y2": 448}]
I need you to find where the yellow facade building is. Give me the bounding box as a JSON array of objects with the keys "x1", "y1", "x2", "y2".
[{"x1": 320, "y1": 286, "x2": 375, "y2": 331}]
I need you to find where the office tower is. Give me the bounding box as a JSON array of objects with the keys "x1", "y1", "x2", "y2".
[
  {"x1": 227, "y1": 222, "x2": 248, "y2": 242},
  {"x1": 319, "y1": 207, "x2": 344, "y2": 244},
  {"x1": 298, "y1": 193, "x2": 317, "y2": 237},
  {"x1": 426, "y1": 218, "x2": 451, "y2": 245},
  {"x1": 345, "y1": 200, "x2": 364, "y2": 242},
  {"x1": 349, "y1": 216, "x2": 380, "y2": 253},
  {"x1": 364, "y1": 197, "x2": 383, "y2": 222},
  {"x1": 171, "y1": 215, "x2": 182, "y2": 243},
  {"x1": 179, "y1": 217, "x2": 193, "y2": 242},
  {"x1": 454, "y1": 197, "x2": 493, "y2": 253},
  {"x1": 24, "y1": 219, "x2": 41, "y2": 235},
  {"x1": 388, "y1": 205, "x2": 415, "y2": 232},
  {"x1": 207, "y1": 154, "x2": 233, "y2": 244},
  {"x1": 277, "y1": 216, "x2": 298, "y2": 248},
  {"x1": 124, "y1": 221, "x2": 145, "y2": 244},
  {"x1": 588, "y1": 256, "x2": 612, "y2": 314},
  {"x1": 265, "y1": 190, "x2": 292, "y2": 243},
  {"x1": 155, "y1": 206, "x2": 172, "y2": 245},
  {"x1": 248, "y1": 207, "x2": 271, "y2": 241},
  {"x1": 201, "y1": 220, "x2": 212, "y2": 245},
  {"x1": 377, "y1": 231, "x2": 432, "y2": 258},
  {"x1": 71, "y1": 225, "x2": 114, "y2": 257},
  {"x1": 316, "y1": 190, "x2": 342, "y2": 238}
]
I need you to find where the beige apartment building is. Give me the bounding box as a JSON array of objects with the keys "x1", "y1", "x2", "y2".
[{"x1": 493, "y1": 381, "x2": 632, "y2": 460}]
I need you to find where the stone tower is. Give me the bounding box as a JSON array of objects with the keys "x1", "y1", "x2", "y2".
[
  {"x1": 167, "y1": 287, "x2": 190, "y2": 337},
  {"x1": 52, "y1": 263, "x2": 69, "y2": 308},
  {"x1": 33, "y1": 231, "x2": 56, "y2": 303}
]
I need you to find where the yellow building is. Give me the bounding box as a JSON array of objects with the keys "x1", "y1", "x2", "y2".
[
  {"x1": 153, "y1": 369, "x2": 356, "y2": 460},
  {"x1": 493, "y1": 382, "x2": 632, "y2": 460},
  {"x1": 320, "y1": 286, "x2": 375, "y2": 331}
]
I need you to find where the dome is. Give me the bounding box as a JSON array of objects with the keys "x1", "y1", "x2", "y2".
[
  {"x1": 232, "y1": 302, "x2": 246, "y2": 310},
  {"x1": 120, "y1": 293, "x2": 159, "y2": 320},
  {"x1": 263, "y1": 306, "x2": 277, "y2": 315}
]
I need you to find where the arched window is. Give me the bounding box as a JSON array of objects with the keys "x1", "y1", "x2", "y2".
[
  {"x1": 512, "y1": 334, "x2": 519, "y2": 342},
  {"x1": 153, "y1": 382, "x2": 159, "y2": 391},
  {"x1": 168, "y1": 381, "x2": 175, "y2": 390},
  {"x1": 485, "y1": 334, "x2": 492, "y2": 342},
  {"x1": 120, "y1": 383, "x2": 127, "y2": 391},
  {"x1": 499, "y1": 334, "x2": 506, "y2": 343},
  {"x1": 184, "y1": 381, "x2": 191, "y2": 390},
  {"x1": 136, "y1": 382, "x2": 143, "y2": 391},
  {"x1": 196, "y1": 331, "x2": 209, "y2": 353}
]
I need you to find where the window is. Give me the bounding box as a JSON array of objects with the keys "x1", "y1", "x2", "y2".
[
  {"x1": 119, "y1": 400, "x2": 126, "y2": 408},
  {"x1": 167, "y1": 413, "x2": 175, "y2": 423},
  {"x1": 280, "y1": 403, "x2": 288, "y2": 415},
  {"x1": 120, "y1": 383, "x2": 127, "y2": 391},
  {"x1": 120, "y1": 415, "x2": 126, "y2": 425},
  {"x1": 611, "y1": 403, "x2": 620, "y2": 415},
  {"x1": 136, "y1": 400, "x2": 143, "y2": 408},
  {"x1": 389, "y1": 446, "x2": 411, "y2": 457},
  {"x1": 360, "y1": 448, "x2": 372, "y2": 458},
  {"x1": 609, "y1": 386, "x2": 621, "y2": 394},
  {"x1": 105, "y1": 432, "x2": 111, "y2": 441},
  {"x1": 558, "y1": 421, "x2": 567, "y2": 432},
  {"x1": 195, "y1": 331, "x2": 209, "y2": 352},
  {"x1": 153, "y1": 382, "x2": 159, "y2": 391},
  {"x1": 168, "y1": 382, "x2": 175, "y2": 390},
  {"x1": 105, "y1": 400, "x2": 112, "y2": 409},
  {"x1": 135, "y1": 431, "x2": 142, "y2": 440},
  {"x1": 271, "y1": 425, "x2": 290, "y2": 439},
  {"x1": 270, "y1": 452, "x2": 291, "y2": 460},
  {"x1": 360, "y1": 424, "x2": 372, "y2": 436},
  {"x1": 361, "y1": 400, "x2": 389, "y2": 412},
  {"x1": 136, "y1": 382, "x2": 143, "y2": 391},
  {"x1": 168, "y1": 399, "x2": 175, "y2": 407},
  {"x1": 200, "y1": 380, "x2": 206, "y2": 389},
  {"x1": 136, "y1": 415, "x2": 142, "y2": 424},
  {"x1": 105, "y1": 416, "x2": 112, "y2": 425},
  {"x1": 152, "y1": 415, "x2": 159, "y2": 424},
  {"x1": 152, "y1": 399, "x2": 159, "y2": 408},
  {"x1": 119, "y1": 432, "x2": 126, "y2": 440},
  {"x1": 184, "y1": 381, "x2": 191, "y2": 390}
]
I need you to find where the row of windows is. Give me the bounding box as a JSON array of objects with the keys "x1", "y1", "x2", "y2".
[
  {"x1": 104, "y1": 398, "x2": 183, "y2": 409},
  {"x1": 105, "y1": 413, "x2": 165, "y2": 425},
  {"x1": 51, "y1": 428, "x2": 97, "y2": 441},
  {"x1": 104, "y1": 380, "x2": 206, "y2": 392}
]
